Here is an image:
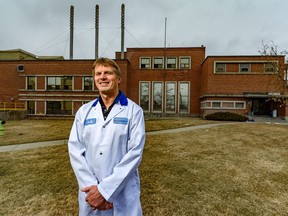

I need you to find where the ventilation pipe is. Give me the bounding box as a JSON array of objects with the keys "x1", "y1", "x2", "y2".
[
  {"x1": 95, "y1": 5, "x2": 99, "y2": 59},
  {"x1": 70, "y1": 5, "x2": 74, "y2": 60},
  {"x1": 120, "y1": 4, "x2": 125, "y2": 59}
]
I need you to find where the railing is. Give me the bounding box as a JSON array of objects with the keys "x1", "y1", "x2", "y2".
[{"x1": 0, "y1": 102, "x2": 26, "y2": 110}]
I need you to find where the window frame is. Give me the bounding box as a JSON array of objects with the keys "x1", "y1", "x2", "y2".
[
  {"x1": 46, "y1": 76, "x2": 73, "y2": 91},
  {"x1": 166, "y1": 57, "x2": 177, "y2": 69},
  {"x1": 139, "y1": 81, "x2": 150, "y2": 112},
  {"x1": 178, "y1": 81, "x2": 190, "y2": 113},
  {"x1": 139, "y1": 57, "x2": 151, "y2": 69},
  {"x1": 239, "y1": 63, "x2": 251, "y2": 73},
  {"x1": 83, "y1": 76, "x2": 94, "y2": 91},
  {"x1": 215, "y1": 63, "x2": 226, "y2": 73},
  {"x1": 152, "y1": 81, "x2": 163, "y2": 113},
  {"x1": 179, "y1": 57, "x2": 191, "y2": 69},
  {"x1": 27, "y1": 76, "x2": 36, "y2": 90},
  {"x1": 153, "y1": 57, "x2": 164, "y2": 69},
  {"x1": 165, "y1": 81, "x2": 177, "y2": 113}
]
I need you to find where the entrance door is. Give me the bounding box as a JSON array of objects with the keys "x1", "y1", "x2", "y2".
[{"x1": 252, "y1": 99, "x2": 270, "y2": 115}]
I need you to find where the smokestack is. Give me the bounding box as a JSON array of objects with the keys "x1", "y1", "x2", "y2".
[
  {"x1": 70, "y1": 5, "x2": 74, "y2": 60},
  {"x1": 121, "y1": 4, "x2": 125, "y2": 59},
  {"x1": 95, "y1": 5, "x2": 99, "y2": 59}
]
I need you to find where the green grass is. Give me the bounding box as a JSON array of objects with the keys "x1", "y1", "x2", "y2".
[{"x1": 1, "y1": 119, "x2": 288, "y2": 215}]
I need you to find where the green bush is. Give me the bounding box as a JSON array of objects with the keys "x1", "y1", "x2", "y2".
[{"x1": 205, "y1": 112, "x2": 248, "y2": 122}]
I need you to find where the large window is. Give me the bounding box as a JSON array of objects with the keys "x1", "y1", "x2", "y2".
[
  {"x1": 179, "y1": 57, "x2": 191, "y2": 69},
  {"x1": 140, "y1": 57, "x2": 151, "y2": 69},
  {"x1": 165, "y1": 82, "x2": 176, "y2": 113},
  {"x1": 47, "y1": 76, "x2": 72, "y2": 90},
  {"x1": 152, "y1": 82, "x2": 163, "y2": 112},
  {"x1": 27, "y1": 76, "x2": 36, "y2": 90},
  {"x1": 46, "y1": 101, "x2": 72, "y2": 115},
  {"x1": 166, "y1": 57, "x2": 177, "y2": 69},
  {"x1": 140, "y1": 82, "x2": 150, "y2": 112},
  {"x1": 84, "y1": 76, "x2": 93, "y2": 91},
  {"x1": 179, "y1": 82, "x2": 189, "y2": 113},
  {"x1": 153, "y1": 57, "x2": 164, "y2": 69}
]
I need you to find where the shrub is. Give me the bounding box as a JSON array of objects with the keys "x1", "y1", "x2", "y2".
[{"x1": 205, "y1": 112, "x2": 248, "y2": 122}]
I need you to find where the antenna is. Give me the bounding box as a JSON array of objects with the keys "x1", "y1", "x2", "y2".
[
  {"x1": 70, "y1": 5, "x2": 74, "y2": 60},
  {"x1": 163, "y1": 18, "x2": 167, "y2": 78},
  {"x1": 95, "y1": 5, "x2": 99, "y2": 59}
]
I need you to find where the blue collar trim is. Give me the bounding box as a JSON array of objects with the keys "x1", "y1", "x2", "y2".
[{"x1": 92, "y1": 91, "x2": 128, "y2": 107}]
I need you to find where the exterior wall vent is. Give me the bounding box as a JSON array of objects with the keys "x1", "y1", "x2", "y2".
[{"x1": 17, "y1": 64, "x2": 24, "y2": 72}]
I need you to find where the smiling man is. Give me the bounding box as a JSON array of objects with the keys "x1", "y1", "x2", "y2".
[{"x1": 68, "y1": 57, "x2": 146, "y2": 216}]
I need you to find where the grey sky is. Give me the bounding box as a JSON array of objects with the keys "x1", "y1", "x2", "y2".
[{"x1": 0, "y1": 0, "x2": 287, "y2": 59}]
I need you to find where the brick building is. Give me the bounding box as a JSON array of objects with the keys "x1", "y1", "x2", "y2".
[{"x1": 0, "y1": 48, "x2": 287, "y2": 120}]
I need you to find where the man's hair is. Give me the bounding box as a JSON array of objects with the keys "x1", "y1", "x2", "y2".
[{"x1": 92, "y1": 57, "x2": 121, "y2": 77}]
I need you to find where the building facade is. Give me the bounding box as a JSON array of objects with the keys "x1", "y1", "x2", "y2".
[{"x1": 0, "y1": 48, "x2": 287, "y2": 120}]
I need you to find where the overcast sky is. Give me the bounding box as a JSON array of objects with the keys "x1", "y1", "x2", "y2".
[{"x1": 0, "y1": 0, "x2": 287, "y2": 59}]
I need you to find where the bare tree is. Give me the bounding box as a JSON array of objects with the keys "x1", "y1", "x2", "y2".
[{"x1": 258, "y1": 41, "x2": 288, "y2": 103}]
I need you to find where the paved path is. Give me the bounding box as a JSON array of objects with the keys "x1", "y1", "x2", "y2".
[{"x1": 0, "y1": 117, "x2": 287, "y2": 153}]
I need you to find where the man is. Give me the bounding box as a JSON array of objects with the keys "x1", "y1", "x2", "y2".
[{"x1": 68, "y1": 57, "x2": 146, "y2": 216}]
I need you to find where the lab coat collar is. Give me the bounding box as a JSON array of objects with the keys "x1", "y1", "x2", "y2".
[{"x1": 91, "y1": 91, "x2": 128, "y2": 107}]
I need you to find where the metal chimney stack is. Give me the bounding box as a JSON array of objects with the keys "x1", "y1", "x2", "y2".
[
  {"x1": 70, "y1": 5, "x2": 74, "y2": 60},
  {"x1": 95, "y1": 5, "x2": 99, "y2": 59},
  {"x1": 120, "y1": 4, "x2": 125, "y2": 59}
]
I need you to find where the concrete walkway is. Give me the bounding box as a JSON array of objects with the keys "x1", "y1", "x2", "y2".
[{"x1": 0, "y1": 116, "x2": 287, "y2": 153}]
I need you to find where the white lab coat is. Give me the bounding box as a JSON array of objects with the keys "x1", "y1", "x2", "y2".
[{"x1": 68, "y1": 92, "x2": 145, "y2": 216}]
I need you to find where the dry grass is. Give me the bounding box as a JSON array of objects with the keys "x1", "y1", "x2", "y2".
[
  {"x1": 0, "y1": 117, "x2": 215, "y2": 146},
  {"x1": 1, "y1": 119, "x2": 288, "y2": 215},
  {"x1": 0, "y1": 119, "x2": 74, "y2": 146}
]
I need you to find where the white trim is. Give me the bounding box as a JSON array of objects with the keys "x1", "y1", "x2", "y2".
[
  {"x1": 201, "y1": 100, "x2": 246, "y2": 110},
  {"x1": 139, "y1": 81, "x2": 150, "y2": 113},
  {"x1": 178, "y1": 81, "x2": 190, "y2": 114},
  {"x1": 152, "y1": 81, "x2": 164, "y2": 113},
  {"x1": 165, "y1": 81, "x2": 177, "y2": 113}
]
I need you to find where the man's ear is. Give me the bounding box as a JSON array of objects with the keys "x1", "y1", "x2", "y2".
[{"x1": 117, "y1": 77, "x2": 121, "y2": 83}]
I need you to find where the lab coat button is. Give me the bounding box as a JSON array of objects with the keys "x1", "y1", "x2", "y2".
[{"x1": 100, "y1": 152, "x2": 103, "y2": 155}]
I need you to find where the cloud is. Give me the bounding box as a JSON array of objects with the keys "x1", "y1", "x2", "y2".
[{"x1": 0, "y1": 0, "x2": 287, "y2": 59}]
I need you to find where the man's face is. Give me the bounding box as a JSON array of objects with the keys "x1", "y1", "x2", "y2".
[{"x1": 94, "y1": 65, "x2": 121, "y2": 95}]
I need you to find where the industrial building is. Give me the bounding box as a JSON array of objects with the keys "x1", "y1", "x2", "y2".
[{"x1": 0, "y1": 48, "x2": 287, "y2": 120}]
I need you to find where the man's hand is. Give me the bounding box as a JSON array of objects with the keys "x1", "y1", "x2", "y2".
[{"x1": 81, "y1": 185, "x2": 113, "y2": 211}]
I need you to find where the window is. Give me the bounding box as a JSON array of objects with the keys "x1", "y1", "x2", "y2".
[
  {"x1": 264, "y1": 63, "x2": 275, "y2": 73},
  {"x1": 152, "y1": 82, "x2": 163, "y2": 112},
  {"x1": 153, "y1": 57, "x2": 164, "y2": 69},
  {"x1": 166, "y1": 57, "x2": 177, "y2": 69},
  {"x1": 239, "y1": 63, "x2": 250, "y2": 72},
  {"x1": 179, "y1": 82, "x2": 189, "y2": 113},
  {"x1": 201, "y1": 100, "x2": 246, "y2": 109},
  {"x1": 27, "y1": 76, "x2": 36, "y2": 90},
  {"x1": 140, "y1": 57, "x2": 151, "y2": 69},
  {"x1": 84, "y1": 76, "x2": 93, "y2": 91},
  {"x1": 27, "y1": 101, "x2": 35, "y2": 114},
  {"x1": 215, "y1": 63, "x2": 226, "y2": 73},
  {"x1": 222, "y1": 102, "x2": 234, "y2": 108},
  {"x1": 212, "y1": 102, "x2": 221, "y2": 108},
  {"x1": 179, "y1": 57, "x2": 190, "y2": 69},
  {"x1": 140, "y1": 82, "x2": 150, "y2": 112},
  {"x1": 46, "y1": 101, "x2": 72, "y2": 115},
  {"x1": 47, "y1": 76, "x2": 72, "y2": 90},
  {"x1": 165, "y1": 82, "x2": 176, "y2": 113},
  {"x1": 235, "y1": 102, "x2": 245, "y2": 108}
]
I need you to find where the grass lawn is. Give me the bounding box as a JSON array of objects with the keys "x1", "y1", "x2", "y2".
[
  {"x1": 1, "y1": 119, "x2": 288, "y2": 215},
  {"x1": 0, "y1": 118, "x2": 215, "y2": 146}
]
